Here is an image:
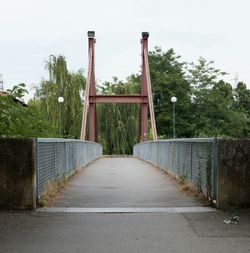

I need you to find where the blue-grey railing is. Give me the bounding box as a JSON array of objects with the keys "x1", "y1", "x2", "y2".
[
  {"x1": 133, "y1": 138, "x2": 217, "y2": 201},
  {"x1": 36, "y1": 138, "x2": 102, "y2": 198}
]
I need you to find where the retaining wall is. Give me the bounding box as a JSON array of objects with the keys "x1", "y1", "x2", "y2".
[
  {"x1": 0, "y1": 138, "x2": 36, "y2": 210},
  {"x1": 0, "y1": 138, "x2": 102, "y2": 210},
  {"x1": 217, "y1": 139, "x2": 250, "y2": 209}
]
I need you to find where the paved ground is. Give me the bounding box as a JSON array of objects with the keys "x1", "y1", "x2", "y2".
[
  {"x1": 53, "y1": 158, "x2": 204, "y2": 207},
  {"x1": 0, "y1": 157, "x2": 250, "y2": 253},
  {"x1": 0, "y1": 211, "x2": 249, "y2": 253}
]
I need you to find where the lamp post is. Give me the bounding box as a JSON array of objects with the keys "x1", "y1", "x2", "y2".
[
  {"x1": 171, "y1": 96, "x2": 177, "y2": 138},
  {"x1": 58, "y1": 97, "x2": 64, "y2": 135}
]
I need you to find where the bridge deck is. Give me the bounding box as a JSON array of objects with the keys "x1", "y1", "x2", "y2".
[
  {"x1": 53, "y1": 157, "x2": 204, "y2": 208},
  {"x1": 2, "y1": 158, "x2": 250, "y2": 253}
]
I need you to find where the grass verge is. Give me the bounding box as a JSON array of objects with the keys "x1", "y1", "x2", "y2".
[{"x1": 38, "y1": 170, "x2": 81, "y2": 207}]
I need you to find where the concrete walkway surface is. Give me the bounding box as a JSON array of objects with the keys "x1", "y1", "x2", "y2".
[
  {"x1": 52, "y1": 157, "x2": 205, "y2": 208},
  {"x1": 0, "y1": 157, "x2": 250, "y2": 253},
  {"x1": 0, "y1": 211, "x2": 250, "y2": 253}
]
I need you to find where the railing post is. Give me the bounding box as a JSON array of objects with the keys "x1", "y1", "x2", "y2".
[{"x1": 212, "y1": 138, "x2": 218, "y2": 201}]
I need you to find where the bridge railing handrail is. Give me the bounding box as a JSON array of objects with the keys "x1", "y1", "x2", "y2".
[
  {"x1": 134, "y1": 138, "x2": 217, "y2": 146},
  {"x1": 36, "y1": 138, "x2": 103, "y2": 198},
  {"x1": 133, "y1": 138, "x2": 217, "y2": 202},
  {"x1": 37, "y1": 138, "x2": 102, "y2": 145}
]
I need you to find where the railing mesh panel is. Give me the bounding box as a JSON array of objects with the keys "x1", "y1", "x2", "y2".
[
  {"x1": 134, "y1": 139, "x2": 217, "y2": 200},
  {"x1": 37, "y1": 138, "x2": 102, "y2": 198}
]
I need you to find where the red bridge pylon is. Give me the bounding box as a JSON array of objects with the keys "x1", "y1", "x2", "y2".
[{"x1": 80, "y1": 31, "x2": 157, "y2": 142}]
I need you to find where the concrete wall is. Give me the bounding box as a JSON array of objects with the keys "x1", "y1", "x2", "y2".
[
  {"x1": 0, "y1": 138, "x2": 36, "y2": 210},
  {"x1": 217, "y1": 139, "x2": 250, "y2": 209}
]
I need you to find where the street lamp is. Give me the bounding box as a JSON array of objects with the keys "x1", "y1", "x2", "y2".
[
  {"x1": 58, "y1": 97, "x2": 64, "y2": 103},
  {"x1": 58, "y1": 97, "x2": 64, "y2": 135},
  {"x1": 171, "y1": 96, "x2": 177, "y2": 138}
]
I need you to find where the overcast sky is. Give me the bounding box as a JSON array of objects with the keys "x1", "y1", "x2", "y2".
[{"x1": 1, "y1": 0, "x2": 249, "y2": 100}]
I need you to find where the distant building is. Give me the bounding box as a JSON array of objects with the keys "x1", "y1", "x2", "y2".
[{"x1": 0, "y1": 90, "x2": 28, "y2": 107}]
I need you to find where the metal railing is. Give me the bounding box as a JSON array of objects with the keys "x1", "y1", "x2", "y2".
[
  {"x1": 36, "y1": 138, "x2": 102, "y2": 198},
  {"x1": 133, "y1": 138, "x2": 217, "y2": 200}
]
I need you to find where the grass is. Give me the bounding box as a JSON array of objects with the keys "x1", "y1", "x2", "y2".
[
  {"x1": 181, "y1": 180, "x2": 200, "y2": 197},
  {"x1": 167, "y1": 170, "x2": 211, "y2": 203},
  {"x1": 38, "y1": 170, "x2": 81, "y2": 207}
]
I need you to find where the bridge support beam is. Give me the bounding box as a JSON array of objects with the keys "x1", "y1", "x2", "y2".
[
  {"x1": 80, "y1": 31, "x2": 157, "y2": 143},
  {"x1": 140, "y1": 32, "x2": 149, "y2": 142},
  {"x1": 88, "y1": 34, "x2": 97, "y2": 142}
]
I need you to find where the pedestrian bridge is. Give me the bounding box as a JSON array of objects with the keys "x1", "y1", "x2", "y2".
[
  {"x1": 0, "y1": 138, "x2": 249, "y2": 211},
  {"x1": 39, "y1": 157, "x2": 214, "y2": 213},
  {"x1": 36, "y1": 138, "x2": 216, "y2": 209}
]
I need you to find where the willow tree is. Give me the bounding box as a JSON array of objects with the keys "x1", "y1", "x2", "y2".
[
  {"x1": 35, "y1": 55, "x2": 86, "y2": 138},
  {"x1": 97, "y1": 78, "x2": 140, "y2": 155}
]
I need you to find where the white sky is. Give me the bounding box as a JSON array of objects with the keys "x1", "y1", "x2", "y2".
[{"x1": 0, "y1": 0, "x2": 250, "y2": 101}]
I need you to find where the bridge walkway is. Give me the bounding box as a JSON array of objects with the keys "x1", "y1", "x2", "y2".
[
  {"x1": 51, "y1": 157, "x2": 205, "y2": 209},
  {"x1": 1, "y1": 157, "x2": 250, "y2": 253}
]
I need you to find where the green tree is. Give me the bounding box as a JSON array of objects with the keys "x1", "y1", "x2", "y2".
[
  {"x1": 186, "y1": 57, "x2": 227, "y2": 89},
  {"x1": 234, "y1": 82, "x2": 250, "y2": 114},
  {"x1": 0, "y1": 83, "x2": 56, "y2": 137},
  {"x1": 35, "y1": 55, "x2": 86, "y2": 138},
  {"x1": 7, "y1": 83, "x2": 28, "y2": 99},
  {"x1": 234, "y1": 82, "x2": 250, "y2": 136},
  {"x1": 195, "y1": 80, "x2": 247, "y2": 137},
  {"x1": 187, "y1": 58, "x2": 249, "y2": 137},
  {"x1": 148, "y1": 47, "x2": 193, "y2": 138},
  {"x1": 97, "y1": 78, "x2": 139, "y2": 154}
]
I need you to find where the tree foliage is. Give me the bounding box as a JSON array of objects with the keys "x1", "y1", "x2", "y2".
[
  {"x1": 145, "y1": 47, "x2": 250, "y2": 139},
  {"x1": 97, "y1": 78, "x2": 139, "y2": 154},
  {"x1": 149, "y1": 47, "x2": 193, "y2": 138},
  {"x1": 0, "y1": 84, "x2": 56, "y2": 137},
  {"x1": 1, "y1": 49, "x2": 250, "y2": 154},
  {"x1": 35, "y1": 55, "x2": 86, "y2": 138}
]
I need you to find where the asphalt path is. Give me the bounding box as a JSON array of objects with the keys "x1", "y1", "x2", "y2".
[
  {"x1": 52, "y1": 157, "x2": 205, "y2": 208},
  {"x1": 0, "y1": 157, "x2": 249, "y2": 253}
]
